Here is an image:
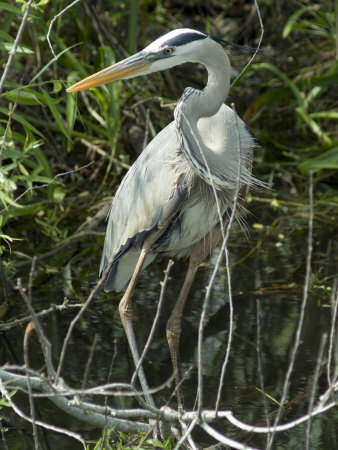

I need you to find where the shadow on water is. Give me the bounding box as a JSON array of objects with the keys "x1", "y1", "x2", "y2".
[{"x1": 1, "y1": 198, "x2": 337, "y2": 449}]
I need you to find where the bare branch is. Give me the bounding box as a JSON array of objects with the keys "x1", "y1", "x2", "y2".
[
  {"x1": 230, "y1": 0, "x2": 264, "y2": 88},
  {"x1": 200, "y1": 422, "x2": 259, "y2": 450},
  {"x1": 267, "y1": 171, "x2": 314, "y2": 449},
  {"x1": 0, "y1": 370, "x2": 151, "y2": 433},
  {"x1": 255, "y1": 299, "x2": 271, "y2": 438},
  {"x1": 23, "y1": 322, "x2": 39, "y2": 449},
  {"x1": 0, "y1": 0, "x2": 34, "y2": 95},
  {"x1": 80, "y1": 334, "x2": 99, "y2": 401},
  {"x1": 79, "y1": 138, "x2": 130, "y2": 169},
  {"x1": 55, "y1": 276, "x2": 106, "y2": 383},
  {"x1": 173, "y1": 418, "x2": 197, "y2": 450},
  {"x1": 0, "y1": 378, "x2": 86, "y2": 445},
  {"x1": 131, "y1": 260, "x2": 174, "y2": 387},
  {"x1": 305, "y1": 333, "x2": 327, "y2": 450},
  {"x1": 327, "y1": 279, "x2": 338, "y2": 386},
  {"x1": 46, "y1": 0, "x2": 83, "y2": 57},
  {"x1": 214, "y1": 102, "x2": 243, "y2": 414},
  {"x1": 18, "y1": 272, "x2": 55, "y2": 379},
  {"x1": 0, "y1": 298, "x2": 82, "y2": 331}
]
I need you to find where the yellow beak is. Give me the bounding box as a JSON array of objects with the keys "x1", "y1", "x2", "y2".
[{"x1": 66, "y1": 52, "x2": 152, "y2": 93}]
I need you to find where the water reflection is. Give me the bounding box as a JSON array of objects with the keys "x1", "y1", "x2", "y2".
[{"x1": 1, "y1": 200, "x2": 337, "y2": 449}]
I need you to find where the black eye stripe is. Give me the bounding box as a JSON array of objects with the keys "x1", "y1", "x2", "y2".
[{"x1": 166, "y1": 31, "x2": 207, "y2": 47}]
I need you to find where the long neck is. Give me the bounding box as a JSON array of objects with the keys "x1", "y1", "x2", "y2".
[
  {"x1": 174, "y1": 45, "x2": 233, "y2": 189},
  {"x1": 191, "y1": 47, "x2": 231, "y2": 120}
]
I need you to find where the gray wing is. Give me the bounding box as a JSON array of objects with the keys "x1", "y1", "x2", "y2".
[{"x1": 100, "y1": 121, "x2": 188, "y2": 292}]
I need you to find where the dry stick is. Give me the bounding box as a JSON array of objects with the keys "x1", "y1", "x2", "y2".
[
  {"x1": 267, "y1": 171, "x2": 314, "y2": 450},
  {"x1": 18, "y1": 262, "x2": 55, "y2": 379},
  {"x1": 104, "y1": 339, "x2": 119, "y2": 428},
  {"x1": 0, "y1": 379, "x2": 85, "y2": 445},
  {"x1": 0, "y1": 100, "x2": 18, "y2": 165},
  {"x1": 23, "y1": 322, "x2": 39, "y2": 450},
  {"x1": 80, "y1": 91, "x2": 108, "y2": 128},
  {"x1": 200, "y1": 422, "x2": 258, "y2": 450},
  {"x1": 327, "y1": 278, "x2": 338, "y2": 387},
  {"x1": 80, "y1": 334, "x2": 99, "y2": 402},
  {"x1": 1, "y1": 366, "x2": 336, "y2": 434},
  {"x1": 79, "y1": 138, "x2": 130, "y2": 169},
  {"x1": 0, "y1": 299, "x2": 82, "y2": 331},
  {"x1": 55, "y1": 276, "x2": 106, "y2": 383},
  {"x1": 131, "y1": 260, "x2": 174, "y2": 387},
  {"x1": 1, "y1": 368, "x2": 154, "y2": 418},
  {"x1": 230, "y1": 0, "x2": 264, "y2": 89},
  {"x1": 46, "y1": 0, "x2": 83, "y2": 57},
  {"x1": 0, "y1": 368, "x2": 154, "y2": 430},
  {"x1": 305, "y1": 333, "x2": 327, "y2": 450},
  {"x1": 319, "y1": 282, "x2": 338, "y2": 408},
  {"x1": 0, "y1": 0, "x2": 34, "y2": 94},
  {"x1": 256, "y1": 299, "x2": 271, "y2": 440},
  {"x1": 0, "y1": 257, "x2": 10, "y2": 306},
  {"x1": 213, "y1": 103, "x2": 243, "y2": 415},
  {"x1": 173, "y1": 419, "x2": 198, "y2": 450}
]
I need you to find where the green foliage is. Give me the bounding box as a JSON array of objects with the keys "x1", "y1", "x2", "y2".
[
  {"x1": 238, "y1": 0, "x2": 338, "y2": 175},
  {"x1": 86, "y1": 428, "x2": 173, "y2": 450},
  {"x1": 0, "y1": 0, "x2": 126, "y2": 255},
  {"x1": 0, "y1": 390, "x2": 17, "y2": 433}
]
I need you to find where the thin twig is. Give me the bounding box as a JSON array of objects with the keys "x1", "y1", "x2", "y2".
[
  {"x1": 1, "y1": 368, "x2": 337, "y2": 433},
  {"x1": 200, "y1": 422, "x2": 259, "y2": 450},
  {"x1": 305, "y1": 333, "x2": 327, "y2": 450},
  {"x1": 0, "y1": 298, "x2": 82, "y2": 331},
  {"x1": 327, "y1": 279, "x2": 338, "y2": 386},
  {"x1": 80, "y1": 90, "x2": 108, "y2": 128},
  {"x1": 0, "y1": 369, "x2": 152, "y2": 432},
  {"x1": 79, "y1": 138, "x2": 130, "y2": 169},
  {"x1": 0, "y1": 0, "x2": 34, "y2": 95},
  {"x1": 80, "y1": 334, "x2": 99, "y2": 401},
  {"x1": 255, "y1": 299, "x2": 270, "y2": 438},
  {"x1": 131, "y1": 260, "x2": 174, "y2": 387},
  {"x1": 0, "y1": 100, "x2": 18, "y2": 165},
  {"x1": 46, "y1": 0, "x2": 83, "y2": 57},
  {"x1": 55, "y1": 276, "x2": 105, "y2": 383},
  {"x1": 104, "y1": 338, "x2": 119, "y2": 428},
  {"x1": 18, "y1": 265, "x2": 55, "y2": 379},
  {"x1": 0, "y1": 379, "x2": 86, "y2": 445},
  {"x1": 267, "y1": 171, "x2": 314, "y2": 449},
  {"x1": 214, "y1": 102, "x2": 243, "y2": 414},
  {"x1": 173, "y1": 418, "x2": 197, "y2": 450},
  {"x1": 230, "y1": 0, "x2": 264, "y2": 88},
  {"x1": 23, "y1": 321, "x2": 39, "y2": 449}
]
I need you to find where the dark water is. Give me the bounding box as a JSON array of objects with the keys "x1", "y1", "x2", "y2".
[{"x1": 1, "y1": 199, "x2": 337, "y2": 449}]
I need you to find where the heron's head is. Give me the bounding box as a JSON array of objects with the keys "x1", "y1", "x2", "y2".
[{"x1": 66, "y1": 29, "x2": 225, "y2": 92}]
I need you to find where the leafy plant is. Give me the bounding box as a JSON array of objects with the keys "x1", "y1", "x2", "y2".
[{"x1": 238, "y1": 0, "x2": 338, "y2": 175}]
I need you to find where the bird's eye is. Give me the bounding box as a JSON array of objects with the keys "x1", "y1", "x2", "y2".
[{"x1": 164, "y1": 47, "x2": 174, "y2": 55}]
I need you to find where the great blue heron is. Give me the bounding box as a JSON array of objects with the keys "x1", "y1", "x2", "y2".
[{"x1": 67, "y1": 28, "x2": 260, "y2": 408}]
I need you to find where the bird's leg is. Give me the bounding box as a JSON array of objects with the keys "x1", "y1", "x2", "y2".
[
  {"x1": 118, "y1": 247, "x2": 155, "y2": 406},
  {"x1": 166, "y1": 258, "x2": 199, "y2": 411},
  {"x1": 119, "y1": 213, "x2": 180, "y2": 407},
  {"x1": 166, "y1": 225, "x2": 223, "y2": 411}
]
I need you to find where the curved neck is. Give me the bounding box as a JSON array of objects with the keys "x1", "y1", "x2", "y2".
[
  {"x1": 194, "y1": 48, "x2": 231, "y2": 119},
  {"x1": 174, "y1": 45, "x2": 232, "y2": 188}
]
